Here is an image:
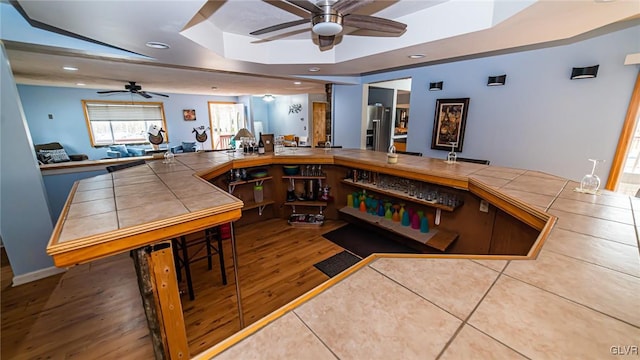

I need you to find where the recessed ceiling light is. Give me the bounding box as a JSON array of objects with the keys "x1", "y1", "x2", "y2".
[
  {"x1": 63, "y1": 66, "x2": 78, "y2": 71},
  {"x1": 211, "y1": 86, "x2": 218, "y2": 90},
  {"x1": 76, "y1": 83, "x2": 86, "y2": 86},
  {"x1": 145, "y1": 41, "x2": 170, "y2": 49},
  {"x1": 309, "y1": 67, "x2": 320, "y2": 72},
  {"x1": 408, "y1": 54, "x2": 425, "y2": 59},
  {"x1": 293, "y1": 81, "x2": 302, "y2": 85}
]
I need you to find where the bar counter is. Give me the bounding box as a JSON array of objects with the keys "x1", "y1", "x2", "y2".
[{"x1": 46, "y1": 149, "x2": 640, "y2": 359}]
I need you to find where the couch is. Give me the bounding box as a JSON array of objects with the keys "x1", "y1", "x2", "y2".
[
  {"x1": 106, "y1": 144, "x2": 146, "y2": 158},
  {"x1": 35, "y1": 142, "x2": 88, "y2": 164},
  {"x1": 170, "y1": 142, "x2": 197, "y2": 154}
]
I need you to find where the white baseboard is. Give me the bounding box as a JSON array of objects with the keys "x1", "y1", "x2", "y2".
[{"x1": 12, "y1": 266, "x2": 67, "y2": 286}]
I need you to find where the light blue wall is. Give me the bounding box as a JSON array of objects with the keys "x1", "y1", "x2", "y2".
[
  {"x1": 43, "y1": 170, "x2": 107, "y2": 222},
  {"x1": 251, "y1": 96, "x2": 270, "y2": 134},
  {"x1": 333, "y1": 84, "x2": 364, "y2": 149},
  {"x1": 17, "y1": 85, "x2": 238, "y2": 158},
  {"x1": 334, "y1": 23, "x2": 640, "y2": 181},
  {"x1": 268, "y1": 94, "x2": 311, "y2": 138},
  {"x1": 1, "y1": 45, "x2": 56, "y2": 277}
]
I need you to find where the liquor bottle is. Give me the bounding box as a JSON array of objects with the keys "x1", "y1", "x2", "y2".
[{"x1": 258, "y1": 132, "x2": 265, "y2": 154}]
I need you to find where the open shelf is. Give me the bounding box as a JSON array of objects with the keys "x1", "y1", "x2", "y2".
[
  {"x1": 284, "y1": 201, "x2": 327, "y2": 207},
  {"x1": 339, "y1": 206, "x2": 458, "y2": 252},
  {"x1": 282, "y1": 175, "x2": 326, "y2": 180},
  {"x1": 341, "y1": 179, "x2": 461, "y2": 212},
  {"x1": 242, "y1": 199, "x2": 275, "y2": 215},
  {"x1": 228, "y1": 176, "x2": 272, "y2": 194}
]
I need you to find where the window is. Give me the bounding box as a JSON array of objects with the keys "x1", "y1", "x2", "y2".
[{"x1": 82, "y1": 100, "x2": 168, "y2": 146}]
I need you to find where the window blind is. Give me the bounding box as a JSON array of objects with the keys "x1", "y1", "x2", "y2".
[{"x1": 86, "y1": 103, "x2": 163, "y2": 121}]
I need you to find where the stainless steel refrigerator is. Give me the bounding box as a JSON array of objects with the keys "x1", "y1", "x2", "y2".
[{"x1": 366, "y1": 105, "x2": 391, "y2": 152}]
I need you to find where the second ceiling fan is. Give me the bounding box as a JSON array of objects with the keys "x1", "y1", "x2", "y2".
[
  {"x1": 250, "y1": 0, "x2": 407, "y2": 48},
  {"x1": 97, "y1": 81, "x2": 169, "y2": 99}
]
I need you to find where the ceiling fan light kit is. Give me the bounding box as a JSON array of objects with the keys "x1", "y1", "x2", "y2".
[{"x1": 250, "y1": 0, "x2": 406, "y2": 48}]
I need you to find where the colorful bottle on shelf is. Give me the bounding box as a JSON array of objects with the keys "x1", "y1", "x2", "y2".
[
  {"x1": 385, "y1": 204, "x2": 393, "y2": 219},
  {"x1": 377, "y1": 199, "x2": 385, "y2": 216},
  {"x1": 420, "y1": 216, "x2": 429, "y2": 233},
  {"x1": 401, "y1": 210, "x2": 410, "y2": 226},
  {"x1": 392, "y1": 205, "x2": 401, "y2": 222},
  {"x1": 353, "y1": 192, "x2": 360, "y2": 208},
  {"x1": 359, "y1": 198, "x2": 366, "y2": 212},
  {"x1": 347, "y1": 194, "x2": 354, "y2": 208},
  {"x1": 411, "y1": 213, "x2": 420, "y2": 229}
]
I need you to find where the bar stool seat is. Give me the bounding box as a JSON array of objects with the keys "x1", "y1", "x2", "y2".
[{"x1": 172, "y1": 224, "x2": 230, "y2": 300}]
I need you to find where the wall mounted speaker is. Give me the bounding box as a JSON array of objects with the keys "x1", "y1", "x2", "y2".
[
  {"x1": 487, "y1": 74, "x2": 507, "y2": 86},
  {"x1": 429, "y1": 81, "x2": 443, "y2": 91},
  {"x1": 571, "y1": 65, "x2": 599, "y2": 79}
]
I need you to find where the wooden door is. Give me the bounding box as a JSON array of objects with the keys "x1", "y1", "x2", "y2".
[{"x1": 312, "y1": 102, "x2": 327, "y2": 147}]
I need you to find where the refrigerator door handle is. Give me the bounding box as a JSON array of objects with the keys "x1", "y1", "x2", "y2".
[{"x1": 372, "y1": 119, "x2": 380, "y2": 151}]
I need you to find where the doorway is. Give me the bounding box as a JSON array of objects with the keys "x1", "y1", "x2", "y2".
[
  {"x1": 606, "y1": 71, "x2": 640, "y2": 196},
  {"x1": 312, "y1": 102, "x2": 327, "y2": 146},
  {"x1": 208, "y1": 102, "x2": 245, "y2": 150}
]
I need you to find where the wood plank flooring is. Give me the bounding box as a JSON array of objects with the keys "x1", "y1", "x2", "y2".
[{"x1": 1, "y1": 219, "x2": 348, "y2": 359}]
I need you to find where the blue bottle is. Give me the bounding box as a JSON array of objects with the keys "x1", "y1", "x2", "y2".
[
  {"x1": 420, "y1": 216, "x2": 430, "y2": 233},
  {"x1": 401, "y1": 210, "x2": 410, "y2": 226}
]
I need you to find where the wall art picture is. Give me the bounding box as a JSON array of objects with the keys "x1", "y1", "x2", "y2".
[
  {"x1": 183, "y1": 109, "x2": 196, "y2": 121},
  {"x1": 431, "y1": 98, "x2": 470, "y2": 152}
]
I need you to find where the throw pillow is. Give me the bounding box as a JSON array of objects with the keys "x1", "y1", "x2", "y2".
[
  {"x1": 181, "y1": 142, "x2": 196, "y2": 152},
  {"x1": 38, "y1": 149, "x2": 71, "y2": 163},
  {"x1": 109, "y1": 144, "x2": 129, "y2": 157}
]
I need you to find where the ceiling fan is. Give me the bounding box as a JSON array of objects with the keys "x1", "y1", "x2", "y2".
[
  {"x1": 250, "y1": 0, "x2": 407, "y2": 48},
  {"x1": 97, "y1": 81, "x2": 169, "y2": 99}
]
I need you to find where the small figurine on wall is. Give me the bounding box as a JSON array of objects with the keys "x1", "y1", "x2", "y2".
[{"x1": 183, "y1": 109, "x2": 196, "y2": 121}]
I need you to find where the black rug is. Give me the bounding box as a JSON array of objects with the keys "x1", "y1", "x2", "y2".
[
  {"x1": 322, "y1": 224, "x2": 420, "y2": 258},
  {"x1": 313, "y1": 251, "x2": 362, "y2": 278}
]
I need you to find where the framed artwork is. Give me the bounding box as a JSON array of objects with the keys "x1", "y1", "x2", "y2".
[
  {"x1": 431, "y1": 98, "x2": 470, "y2": 152},
  {"x1": 183, "y1": 109, "x2": 196, "y2": 121}
]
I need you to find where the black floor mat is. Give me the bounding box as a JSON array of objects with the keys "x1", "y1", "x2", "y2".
[
  {"x1": 322, "y1": 224, "x2": 420, "y2": 258},
  {"x1": 313, "y1": 251, "x2": 361, "y2": 278}
]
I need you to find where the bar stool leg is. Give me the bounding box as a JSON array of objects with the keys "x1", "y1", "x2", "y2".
[
  {"x1": 172, "y1": 238, "x2": 182, "y2": 283},
  {"x1": 205, "y1": 228, "x2": 213, "y2": 270},
  {"x1": 180, "y1": 236, "x2": 195, "y2": 301},
  {"x1": 217, "y1": 229, "x2": 227, "y2": 285}
]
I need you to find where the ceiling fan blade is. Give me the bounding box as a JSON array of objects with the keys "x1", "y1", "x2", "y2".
[
  {"x1": 147, "y1": 92, "x2": 170, "y2": 98},
  {"x1": 97, "y1": 90, "x2": 127, "y2": 94},
  {"x1": 333, "y1": 0, "x2": 374, "y2": 14},
  {"x1": 343, "y1": 14, "x2": 407, "y2": 34},
  {"x1": 318, "y1": 35, "x2": 335, "y2": 48},
  {"x1": 285, "y1": 0, "x2": 321, "y2": 13},
  {"x1": 137, "y1": 92, "x2": 153, "y2": 99},
  {"x1": 250, "y1": 18, "x2": 309, "y2": 35}
]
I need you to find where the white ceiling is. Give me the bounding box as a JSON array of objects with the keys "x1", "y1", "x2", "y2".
[{"x1": 2, "y1": 0, "x2": 639, "y2": 97}]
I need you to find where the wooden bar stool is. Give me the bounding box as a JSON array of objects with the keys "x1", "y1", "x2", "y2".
[{"x1": 172, "y1": 224, "x2": 229, "y2": 300}]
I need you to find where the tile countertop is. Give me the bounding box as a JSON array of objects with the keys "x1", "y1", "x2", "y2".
[
  {"x1": 186, "y1": 150, "x2": 640, "y2": 360},
  {"x1": 45, "y1": 149, "x2": 640, "y2": 358}
]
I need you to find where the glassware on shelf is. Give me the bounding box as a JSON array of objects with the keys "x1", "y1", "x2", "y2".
[
  {"x1": 445, "y1": 142, "x2": 457, "y2": 164},
  {"x1": 577, "y1": 159, "x2": 603, "y2": 194}
]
